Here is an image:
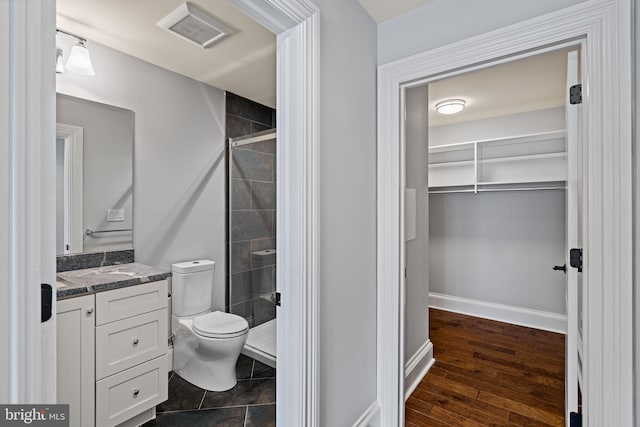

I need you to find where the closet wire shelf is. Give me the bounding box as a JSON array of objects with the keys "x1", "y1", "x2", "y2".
[{"x1": 428, "y1": 130, "x2": 567, "y2": 194}]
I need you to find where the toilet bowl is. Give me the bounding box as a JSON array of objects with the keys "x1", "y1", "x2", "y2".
[
  {"x1": 172, "y1": 311, "x2": 248, "y2": 391},
  {"x1": 171, "y1": 260, "x2": 249, "y2": 391}
]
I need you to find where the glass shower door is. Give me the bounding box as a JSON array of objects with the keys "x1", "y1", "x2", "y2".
[{"x1": 228, "y1": 130, "x2": 277, "y2": 328}]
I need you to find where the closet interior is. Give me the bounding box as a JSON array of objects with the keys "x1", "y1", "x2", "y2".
[{"x1": 427, "y1": 48, "x2": 573, "y2": 333}]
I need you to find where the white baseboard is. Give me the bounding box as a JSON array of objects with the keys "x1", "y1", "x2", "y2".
[
  {"x1": 429, "y1": 292, "x2": 567, "y2": 334},
  {"x1": 352, "y1": 400, "x2": 380, "y2": 427},
  {"x1": 404, "y1": 340, "x2": 435, "y2": 401}
]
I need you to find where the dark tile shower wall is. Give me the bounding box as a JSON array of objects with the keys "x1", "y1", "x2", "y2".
[{"x1": 226, "y1": 93, "x2": 276, "y2": 328}]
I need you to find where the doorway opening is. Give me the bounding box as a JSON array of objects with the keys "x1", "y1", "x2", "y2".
[
  {"x1": 402, "y1": 46, "x2": 584, "y2": 426},
  {"x1": 50, "y1": 0, "x2": 318, "y2": 425}
]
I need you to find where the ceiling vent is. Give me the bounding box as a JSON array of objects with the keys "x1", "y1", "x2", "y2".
[{"x1": 157, "y1": 2, "x2": 234, "y2": 49}]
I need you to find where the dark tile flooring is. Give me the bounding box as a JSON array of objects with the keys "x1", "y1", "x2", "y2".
[{"x1": 143, "y1": 355, "x2": 276, "y2": 427}]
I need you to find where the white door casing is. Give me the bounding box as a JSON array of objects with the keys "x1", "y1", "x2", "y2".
[
  {"x1": 0, "y1": 0, "x2": 10, "y2": 405},
  {"x1": 377, "y1": 1, "x2": 633, "y2": 426},
  {"x1": 214, "y1": 1, "x2": 322, "y2": 426},
  {"x1": 1, "y1": 0, "x2": 57, "y2": 403}
]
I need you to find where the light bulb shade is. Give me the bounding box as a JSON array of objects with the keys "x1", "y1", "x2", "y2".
[
  {"x1": 435, "y1": 99, "x2": 466, "y2": 115},
  {"x1": 66, "y1": 43, "x2": 95, "y2": 75},
  {"x1": 55, "y1": 47, "x2": 65, "y2": 74}
]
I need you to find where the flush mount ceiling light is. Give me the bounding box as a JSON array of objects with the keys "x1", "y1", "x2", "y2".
[
  {"x1": 56, "y1": 29, "x2": 95, "y2": 76},
  {"x1": 435, "y1": 99, "x2": 466, "y2": 115},
  {"x1": 158, "y1": 2, "x2": 235, "y2": 49}
]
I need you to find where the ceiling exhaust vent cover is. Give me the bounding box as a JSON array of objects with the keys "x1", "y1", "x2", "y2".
[{"x1": 158, "y1": 2, "x2": 234, "y2": 49}]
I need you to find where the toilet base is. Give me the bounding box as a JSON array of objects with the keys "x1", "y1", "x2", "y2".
[
  {"x1": 172, "y1": 317, "x2": 248, "y2": 392},
  {"x1": 173, "y1": 351, "x2": 238, "y2": 392}
]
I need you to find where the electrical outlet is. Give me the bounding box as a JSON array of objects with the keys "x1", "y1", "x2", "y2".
[{"x1": 107, "y1": 209, "x2": 125, "y2": 222}]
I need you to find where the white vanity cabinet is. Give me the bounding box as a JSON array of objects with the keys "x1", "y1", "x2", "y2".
[
  {"x1": 57, "y1": 280, "x2": 169, "y2": 427},
  {"x1": 57, "y1": 294, "x2": 96, "y2": 427},
  {"x1": 95, "y1": 280, "x2": 168, "y2": 427}
]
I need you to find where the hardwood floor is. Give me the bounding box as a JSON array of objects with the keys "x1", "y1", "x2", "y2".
[{"x1": 406, "y1": 308, "x2": 565, "y2": 427}]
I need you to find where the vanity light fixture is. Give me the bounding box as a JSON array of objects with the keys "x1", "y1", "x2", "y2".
[
  {"x1": 55, "y1": 46, "x2": 64, "y2": 74},
  {"x1": 435, "y1": 99, "x2": 466, "y2": 115},
  {"x1": 56, "y1": 29, "x2": 95, "y2": 76}
]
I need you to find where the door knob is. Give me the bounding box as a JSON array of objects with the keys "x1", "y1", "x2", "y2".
[{"x1": 553, "y1": 264, "x2": 567, "y2": 274}]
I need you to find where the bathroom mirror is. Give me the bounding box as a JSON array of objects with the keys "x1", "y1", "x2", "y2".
[{"x1": 56, "y1": 94, "x2": 134, "y2": 255}]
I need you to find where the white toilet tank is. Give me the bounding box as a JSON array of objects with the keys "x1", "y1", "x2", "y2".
[{"x1": 172, "y1": 260, "x2": 216, "y2": 317}]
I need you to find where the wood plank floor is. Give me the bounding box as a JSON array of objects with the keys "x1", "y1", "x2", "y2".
[{"x1": 406, "y1": 308, "x2": 565, "y2": 427}]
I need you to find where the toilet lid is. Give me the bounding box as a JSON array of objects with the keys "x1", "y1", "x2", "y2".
[{"x1": 193, "y1": 311, "x2": 249, "y2": 338}]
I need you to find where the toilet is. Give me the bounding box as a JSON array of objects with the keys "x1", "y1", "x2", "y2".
[{"x1": 171, "y1": 260, "x2": 249, "y2": 391}]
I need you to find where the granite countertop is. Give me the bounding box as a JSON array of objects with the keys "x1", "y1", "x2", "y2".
[{"x1": 56, "y1": 263, "x2": 171, "y2": 299}]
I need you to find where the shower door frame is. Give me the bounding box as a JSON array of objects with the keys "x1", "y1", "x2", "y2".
[{"x1": 229, "y1": 1, "x2": 320, "y2": 426}]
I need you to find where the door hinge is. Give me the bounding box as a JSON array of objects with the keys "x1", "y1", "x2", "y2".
[
  {"x1": 570, "y1": 84, "x2": 582, "y2": 104},
  {"x1": 570, "y1": 248, "x2": 583, "y2": 272},
  {"x1": 570, "y1": 412, "x2": 582, "y2": 427},
  {"x1": 275, "y1": 292, "x2": 281, "y2": 307}
]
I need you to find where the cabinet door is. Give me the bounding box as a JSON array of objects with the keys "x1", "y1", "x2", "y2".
[{"x1": 57, "y1": 295, "x2": 95, "y2": 427}]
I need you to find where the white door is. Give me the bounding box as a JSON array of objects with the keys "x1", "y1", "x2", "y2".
[{"x1": 565, "y1": 49, "x2": 581, "y2": 425}]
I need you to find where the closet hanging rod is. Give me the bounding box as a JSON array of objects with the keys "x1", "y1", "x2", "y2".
[
  {"x1": 477, "y1": 186, "x2": 566, "y2": 193},
  {"x1": 429, "y1": 186, "x2": 566, "y2": 194}
]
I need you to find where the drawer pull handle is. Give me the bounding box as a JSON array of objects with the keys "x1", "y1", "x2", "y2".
[
  {"x1": 133, "y1": 338, "x2": 139, "y2": 345},
  {"x1": 86, "y1": 308, "x2": 94, "y2": 315},
  {"x1": 133, "y1": 389, "x2": 140, "y2": 397}
]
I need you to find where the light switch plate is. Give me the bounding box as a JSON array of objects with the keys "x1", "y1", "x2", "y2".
[{"x1": 107, "y1": 209, "x2": 125, "y2": 222}]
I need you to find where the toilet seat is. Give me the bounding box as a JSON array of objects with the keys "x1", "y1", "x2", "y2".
[{"x1": 192, "y1": 311, "x2": 248, "y2": 339}]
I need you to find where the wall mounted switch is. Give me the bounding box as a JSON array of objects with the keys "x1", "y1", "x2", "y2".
[{"x1": 107, "y1": 209, "x2": 125, "y2": 222}]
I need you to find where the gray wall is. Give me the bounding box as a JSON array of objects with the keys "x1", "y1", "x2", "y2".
[
  {"x1": 404, "y1": 86, "x2": 430, "y2": 367},
  {"x1": 314, "y1": 0, "x2": 378, "y2": 424},
  {"x1": 56, "y1": 39, "x2": 227, "y2": 310},
  {"x1": 430, "y1": 191, "x2": 566, "y2": 314},
  {"x1": 377, "y1": 0, "x2": 587, "y2": 65},
  {"x1": 429, "y1": 107, "x2": 565, "y2": 146},
  {"x1": 429, "y1": 108, "x2": 567, "y2": 314},
  {"x1": 56, "y1": 94, "x2": 134, "y2": 254}
]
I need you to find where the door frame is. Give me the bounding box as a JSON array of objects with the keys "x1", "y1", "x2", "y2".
[
  {"x1": 228, "y1": 2, "x2": 320, "y2": 425},
  {"x1": 56, "y1": 123, "x2": 84, "y2": 255},
  {"x1": 1, "y1": 0, "x2": 57, "y2": 403},
  {"x1": 6, "y1": 0, "x2": 320, "y2": 421},
  {"x1": 376, "y1": 0, "x2": 633, "y2": 425}
]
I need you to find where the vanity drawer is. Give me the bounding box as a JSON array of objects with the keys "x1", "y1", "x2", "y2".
[
  {"x1": 96, "y1": 355, "x2": 168, "y2": 427},
  {"x1": 96, "y1": 280, "x2": 168, "y2": 325},
  {"x1": 96, "y1": 308, "x2": 168, "y2": 380}
]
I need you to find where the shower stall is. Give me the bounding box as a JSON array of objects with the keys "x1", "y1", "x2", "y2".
[{"x1": 228, "y1": 129, "x2": 277, "y2": 368}]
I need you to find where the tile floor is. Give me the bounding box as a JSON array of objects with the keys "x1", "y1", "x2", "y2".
[{"x1": 143, "y1": 354, "x2": 276, "y2": 427}]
